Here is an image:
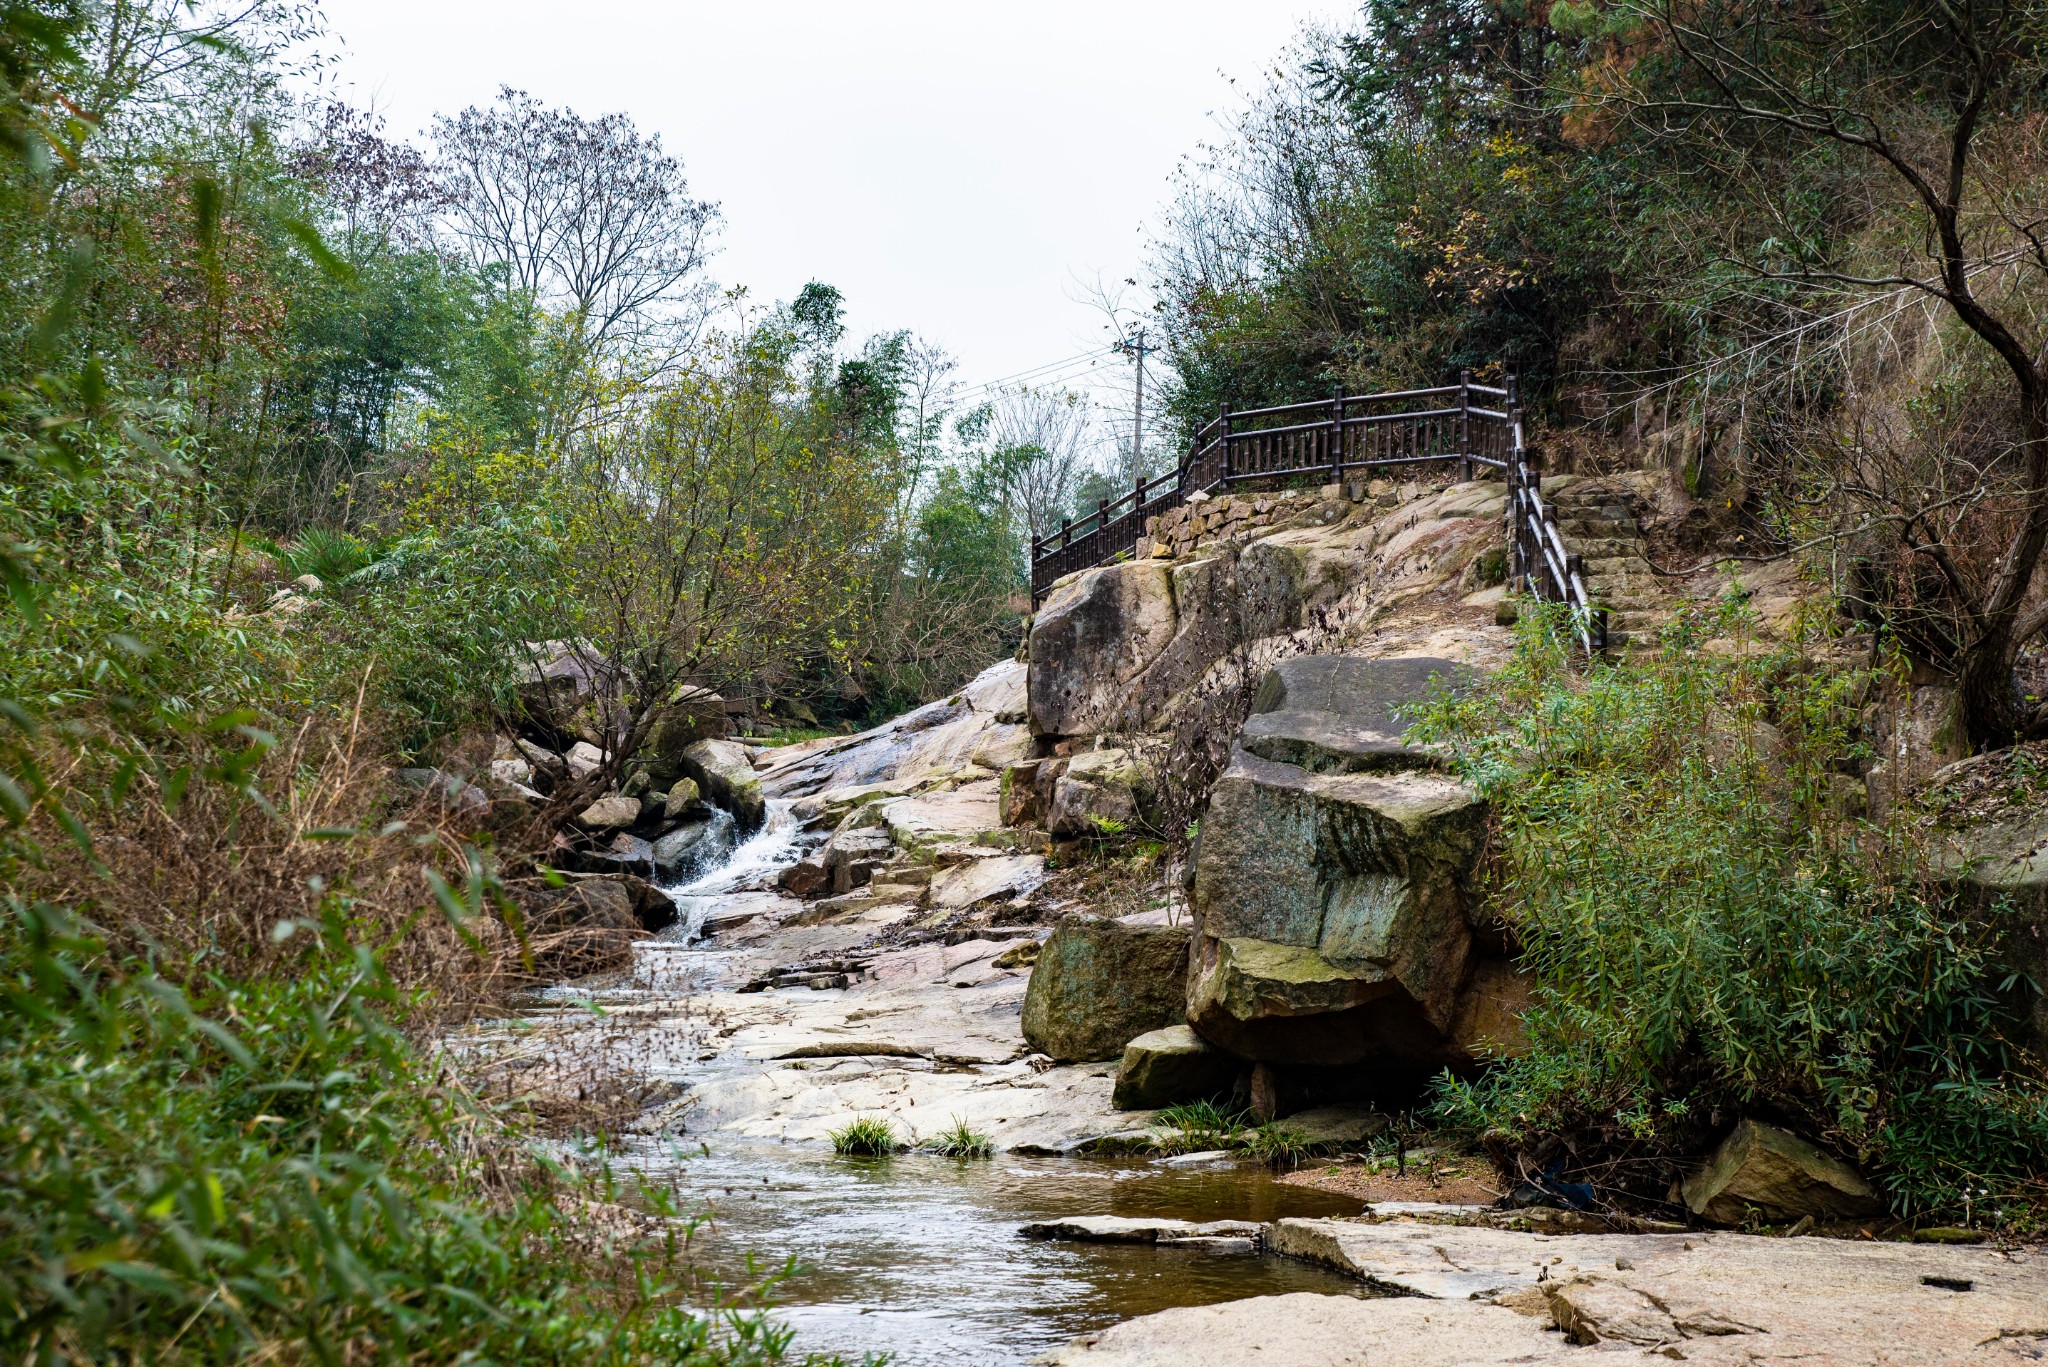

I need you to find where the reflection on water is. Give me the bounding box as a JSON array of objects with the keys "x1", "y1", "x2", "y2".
[{"x1": 614, "y1": 1139, "x2": 1369, "y2": 1367}]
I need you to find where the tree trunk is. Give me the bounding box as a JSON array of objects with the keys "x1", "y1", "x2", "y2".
[{"x1": 1954, "y1": 391, "x2": 2048, "y2": 750}]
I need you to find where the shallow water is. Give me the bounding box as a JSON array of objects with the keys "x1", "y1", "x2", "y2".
[
  {"x1": 613, "y1": 1139, "x2": 1368, "y2": 1366},
  {"x1": 574, "y1": 796, "x2": 1369, "y2": 1365}
]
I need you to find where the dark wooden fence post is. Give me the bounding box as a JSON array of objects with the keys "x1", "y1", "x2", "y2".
[
  {"x1": 1219, "y1": 403, "x2": 1232, "y2": 486},
  {"x1": 1457, "y1": 367, "x2": 1472, "y2": 482},
  {"x1": 1329, "y1": 386, "x2": 1345, "y2": 488}
]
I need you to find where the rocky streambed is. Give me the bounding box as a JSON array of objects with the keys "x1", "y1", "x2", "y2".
[
  {"x1": 455, "y1": 595, "x2": 2045, "y2": 1364},
  {"x1": 457, "y1": 788, "x2": 2044, "y2": 1364}
]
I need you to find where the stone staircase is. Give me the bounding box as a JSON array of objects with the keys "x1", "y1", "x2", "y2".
[{"x1": 1544, "y1": 474, "x2": 1676, "y2": 650}]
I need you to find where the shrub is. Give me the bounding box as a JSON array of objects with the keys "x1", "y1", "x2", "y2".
[
  {"x1": 828, "y1": 1115, "x2": 898, "y2": 1157},
  {"x1": 1409, "y1": 600, "x2": 2048, "y2": 1224},
  {"x1": 922, "y1": 1117, "x2": 994, "y2": 1158},
  {"x1": 0, "y1": 899, "x2": 821, "y2": 1366},
  {"x1": 282, "y1": 525, "x2": 375, "y2": 583}
]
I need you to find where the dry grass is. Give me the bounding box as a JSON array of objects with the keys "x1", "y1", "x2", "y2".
[{"x1": 16, "y1": 714, "x2": 638, "y2": 1028}]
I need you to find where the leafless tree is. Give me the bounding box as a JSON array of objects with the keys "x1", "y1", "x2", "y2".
[
  {"x1": 431, "y1": 87, "x2": 719, "y2": 354},
  {"x1": 291, "y1": 102, "x2": 442, "y2": 249},
  {"x1": 986, "y1": 385, "x2": 1091, "y2": 543}
]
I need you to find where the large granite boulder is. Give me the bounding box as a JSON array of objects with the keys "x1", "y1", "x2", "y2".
[
  {"x1": 1239, "y1": 654, "x2": 1473, "y2": 773},
  {"x1": 1186, "y1": 656, "x2": 1496, "y2": 1072},
  {"x1": 1021, "y1": 917, "x2": 1192, "y2": 1062},
  {"x1": 1029, "y1": 562, "x2": 1179, "y2": 739},
  {"x1": 1047, "y1": 746, "x2": 1149, "y2": 837},
  {"x1": 651, "y1": 814, "x2": 734, "y2": 881},
  {"x1": 677, "y1": 738, "x2": 765, "y2": 832}
]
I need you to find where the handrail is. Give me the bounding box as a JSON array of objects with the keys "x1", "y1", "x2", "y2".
[{"x1": 1029, "y1": 367, "x2": 1608, "y2": 654}]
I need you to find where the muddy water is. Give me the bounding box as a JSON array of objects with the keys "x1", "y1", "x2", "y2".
[{"x1": 615, "y1": 1140, "x2": 1367, "y2": 1366}]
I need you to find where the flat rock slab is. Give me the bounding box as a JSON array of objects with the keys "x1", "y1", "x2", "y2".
[
  {"x1": 1257, "y1": 1217, "x2": 2048, "y2": 1363},
  {"x1": 1018, "y1": 1216, "x2": 1264, "y2": 1244},
  {"x1": 928, "y1": 853, "x2": 1046, "y2": 910},
  {"x1": 882, "y1": 785, "x2": 1003, "y2": 852},
  {"x1": 1037, "y1": 1293, "x2": 1575, "y2": 1366},
  {"x1": 1240, "y1": 655, "x2": 1476, "y2": 774}
]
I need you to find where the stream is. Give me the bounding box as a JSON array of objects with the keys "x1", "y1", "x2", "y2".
[
  {"x1": 619, "y1": 1140, "x2": 1367, "y2": 1367},
  {"x1": 553, "y1": 799, "x2": 1370, "y2": 1366}
]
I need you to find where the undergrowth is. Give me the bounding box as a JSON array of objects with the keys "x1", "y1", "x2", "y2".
[
  {"x1": 1408, "y1": 599, "x2": 2048, "y2": 1226},
  {"x1": 0, "y1": 897, "x2": 829, "y2": 1364},
  {"x1": 1151, "y1": 1102, "x2": 1315, "y2": 1166}
]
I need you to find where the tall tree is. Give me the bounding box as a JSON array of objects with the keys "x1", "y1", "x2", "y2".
[
  {"x1": 432, "y1": 87, "x2": 718, "y2": 359},
  {"x1": 1567, "y1": 0, "x2": 2048, "y2": 745}
]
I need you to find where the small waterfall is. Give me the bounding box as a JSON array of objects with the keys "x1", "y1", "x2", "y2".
[{"x1": 660, "y1": 799, "x2": 809, "y2": 940}]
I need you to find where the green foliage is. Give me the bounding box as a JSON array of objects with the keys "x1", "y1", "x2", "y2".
[
  {"x1": 1409, "y1": 602, "x2": 2048, "y2": 1221},
  {"x1": 921, "y1": 1118, "x2": 994, "y2": 1159},
  {"x1": 828, "y1": 1115, "x2": 899, "y2": 1157},
  {"x1": 0, "y1": 900, "x2": 822, "y2": 1365},
  {"x1": 1150, "y1": 1102, "x2": 1314, "y2": 1166},
  {"x1": 281, "y1": 525, "x2": 373, "y2": 582}
]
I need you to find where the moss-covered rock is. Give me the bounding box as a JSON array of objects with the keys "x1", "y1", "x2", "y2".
[{"x1": 1021, "y1": 917, "x2": 1192, "y2": 1062}]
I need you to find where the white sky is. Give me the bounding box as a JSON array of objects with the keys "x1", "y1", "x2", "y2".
[{"x1": 307, "y1": 1, "x2": 1342, "y2": 407}]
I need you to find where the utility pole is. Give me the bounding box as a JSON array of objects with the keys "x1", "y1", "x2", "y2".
[{"x1": 1113, "y1": 326, "x2": 1158, "y2": 482}]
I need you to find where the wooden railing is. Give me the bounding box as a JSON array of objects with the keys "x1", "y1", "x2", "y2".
[{"x1": 1030, "y1": 368, "x2": 1607, "y2": 652}]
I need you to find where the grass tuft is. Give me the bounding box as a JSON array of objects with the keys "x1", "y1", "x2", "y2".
[
  {"x1": 828, "y1": 1114, "x2": 899, "y2": 1156},
  {"x1": 922, "y1": 1117, "x2": 995, "y2": 1158}
]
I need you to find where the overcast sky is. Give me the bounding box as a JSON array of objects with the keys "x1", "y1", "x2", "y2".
[{"x1": 307, "y1": 1, "x2": 1343, "y2": 407}]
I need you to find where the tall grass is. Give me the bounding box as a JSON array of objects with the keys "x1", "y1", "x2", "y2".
[{"x1": 1409, "y1": 600, "x2": 2048, "y2": 1223}]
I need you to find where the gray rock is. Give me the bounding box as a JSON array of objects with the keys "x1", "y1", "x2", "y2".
[
  {"x1": 1238, "y1": 655, "x2": 1473, "y2": 773},
  {"x1": 1047, "y1": 747, "x2": 1149, "y2": 837},
  {"x1": 1111, "y1": 1025, "x2": 1238, "y2": 1110},
  {"x1": 651, "y1": 816, "x2": 734, "y2": 880},
  {"x1": 1028, "y1": 561, "x2": 1179, "y2": 738},
  {"x1": 679, "y1": 738, "x2": 765, "y2": 831},
  {"x1": 569, "y1": 832, "x2": 655, "y2": 875},
  {"x1": 1022, "y1": 917, "x2": 1191, "y2": 1062},
  {"x1": 1682, "y1": 1119, "x2": 1883, "y2": 1225},
  {"x1": 575, "y1": 794, "x2": 642, "y2": 830},
  {"x1": 1018, "y1": 1216, "x2": 1262, "y2": 1244},
  {"x1": 1187, "y1": 754, "x2": 1484, "y2": 1066},
  {"x1": 661, "y1": 777, "x2": 705, "y2": 819},
  {"x1": 1279, "y1": 1104, "x2": 1389, "y2": 1146}
]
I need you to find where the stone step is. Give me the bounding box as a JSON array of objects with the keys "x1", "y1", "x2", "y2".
[{"x1": 1559, "y1": 516, "x2": 1637, "y2": 538}]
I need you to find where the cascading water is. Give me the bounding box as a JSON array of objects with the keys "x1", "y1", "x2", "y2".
[{"x1": 657, "y1": 798, "x2": 810, "y2": 940}]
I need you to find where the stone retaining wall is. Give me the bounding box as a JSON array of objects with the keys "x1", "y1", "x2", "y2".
[{"x1": 1141, "y1": 477, "x2": 1452, "y2": 560}]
